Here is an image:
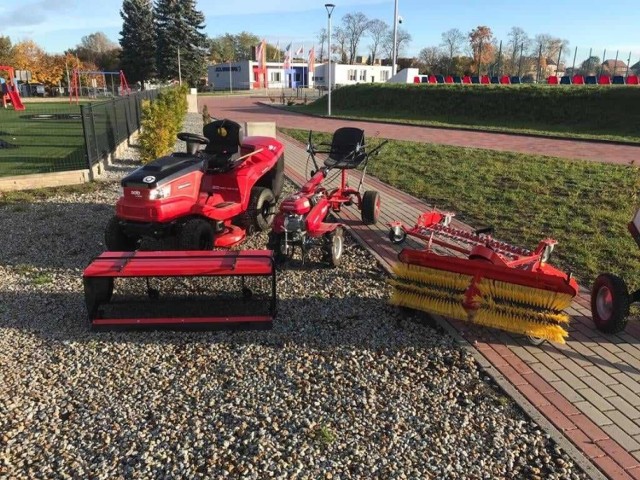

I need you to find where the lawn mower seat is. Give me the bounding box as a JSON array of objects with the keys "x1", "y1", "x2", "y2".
[
  {"x1": 324, "y1": 127, "x2": 366, "y2": 169},
  {"x1": 202, "y1": 119, "x2": 244, "y2": 172}
]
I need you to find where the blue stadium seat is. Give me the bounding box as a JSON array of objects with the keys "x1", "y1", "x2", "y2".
[
  {"x1": 490, "y1": 76, "x2": 500, "y2": 84},
  {"x1": 510, "y1": 76, "x2": 521, "y2": 84},
  {"x1": 435, "y1": 75, "x2": 445, "y2": 84},
  {"x1": 585, "y1": 76, "x2": 597, "y2": 85},
  {"x1": 453, "y1": 76, "x2": 462, "y2": 84},
  {"x1": 471, "y1": 76, "x2": 480, "y2": 84},
  {"x1": 612, "y1": 76, "x2": 625, "y2": 85},
  {"x1": 559, "y1": 76, "x2": 572, "y2": 85}
]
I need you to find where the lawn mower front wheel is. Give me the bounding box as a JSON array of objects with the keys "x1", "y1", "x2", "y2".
[
  {"x1": 105, "y1": 216, "x2": 138, "y2": 251},
  {"x1": 361, "y1": 191, "x2": 381, "y2": 225},
  {"x1": 178, "y1": 218, "x2": 215, "y2": 250},
  {"x1": 591, "y1": 273, "x2": 630, "y2": 334}
]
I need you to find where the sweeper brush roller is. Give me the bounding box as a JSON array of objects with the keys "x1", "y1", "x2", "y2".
[{"x1": 388, "y1": 211, "x2": 579, "y2": 344}]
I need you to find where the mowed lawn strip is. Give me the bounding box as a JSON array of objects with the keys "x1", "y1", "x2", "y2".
[
  {"x1": 0, "y1": 103, "x2": 86, "y2": 177},
  {"x1": 282, "y1": 128, "x2": 640, "y2": 290}
]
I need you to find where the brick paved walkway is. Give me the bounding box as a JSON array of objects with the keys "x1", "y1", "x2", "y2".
[
  {"x1": 200, "y1": 95, "x2": 640, "y2": 479},
  {"x1": 199, "y1": 96, "x2": 640, "y2": 166}
]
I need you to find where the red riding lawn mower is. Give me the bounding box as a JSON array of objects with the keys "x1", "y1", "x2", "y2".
[
  {"x1": 591, "y1": 208, "x2": 640, "y2": 333},
  {"x1": 105, "y1": 119, "x2": 284, "y2": 251},
  {"x1": 268, "y1": 127, "x2": 387, "y2": 267}
]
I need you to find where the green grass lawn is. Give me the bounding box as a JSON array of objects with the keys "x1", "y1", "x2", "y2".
[
  {"x1": 0, "y1": 103, "x2": 86, "y2": 177},
  {"x1": 282, "y1": 128, "x2": 640, "y2": 290}
]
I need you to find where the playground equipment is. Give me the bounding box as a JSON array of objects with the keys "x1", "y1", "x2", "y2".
[
  {"x1": 0, "y1": 66, "x2": 25, "y2": 111},
  {"x1": 388, "y1": 210, "x2": 579, "y2": 344},
  {"x1": 69, "y1": 69, "x2": 130, "y2": 103}
]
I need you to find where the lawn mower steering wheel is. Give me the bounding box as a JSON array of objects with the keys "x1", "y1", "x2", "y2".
[{"x1": 177, "y1": 132, "x2": 210, "y2": 145}]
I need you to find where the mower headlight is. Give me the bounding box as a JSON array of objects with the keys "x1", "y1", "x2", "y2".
[{"x1": 148, "y1": 186, "x2": 170, "y2": 200}]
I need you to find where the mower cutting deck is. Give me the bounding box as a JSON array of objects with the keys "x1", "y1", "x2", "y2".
[
  {"x1": 83, "y1": 250, "x2": 276, "y2": 329},
  {"x1": 388, "y1": 211, "x2": 579, "y2": 344}
]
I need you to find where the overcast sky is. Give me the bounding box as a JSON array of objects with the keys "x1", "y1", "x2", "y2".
[{"x1": 2, "y1": 0, "x2": 640, "y2": 63}]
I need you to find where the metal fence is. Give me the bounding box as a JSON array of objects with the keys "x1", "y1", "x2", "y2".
[{"x1": 0, "y1": 90, "x2": 159, "y2": 178}]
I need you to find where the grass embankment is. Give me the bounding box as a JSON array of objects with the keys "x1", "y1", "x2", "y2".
[
  {"x1": 292, "y1": 84, "x2": 640, "y2": 143},
  {"x1": 0, "y1": 103, "x2": 85, "y2": 177},
  {"x1": 282, "y1": 128, "x2": 640, "y2": 289}
]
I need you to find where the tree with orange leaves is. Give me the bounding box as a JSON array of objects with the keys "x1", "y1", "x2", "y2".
[
  {"x1": 12, "y1": 39, "x2": 66, "y2": 88},
  {"x1": 469, "y1": 26, "x2": 495, "y2": 75}
]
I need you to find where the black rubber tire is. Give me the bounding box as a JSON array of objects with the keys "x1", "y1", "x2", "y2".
[
  {"x1": 84, "y1": 277, "x2": 114, "y2": 320},
  {"x1": 591, "y1": 273, "x2": 630, "y2": 334},
  {"x1": 526, "y1": 336, "x2": 546, "y2": 346},
  {"x1": 237, "y1": 187, "x2": 276, "y2": 233},
  {"x1": 178, "y1": 218, "x2": 215, "y2": 250},
  {"x1": 322, "y1": 227, "x2": 344, "y2": 268},
  {"x1": 267, "y1": 232, "x2": 288, "y2": 265},
  {"x1": 105, "y1": 216, "x2": 138, "y2": 251},
  {"x1": 361, "y1": 190, "x2": 380, "y2": 225}
]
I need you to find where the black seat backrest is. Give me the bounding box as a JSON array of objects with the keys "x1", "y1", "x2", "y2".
[
  {"x1": 328, "y1": 127, "x2": 366, "y2": 164},
  {"x1": 203, "y1": 119, "x2": 243, "y2": 155}
]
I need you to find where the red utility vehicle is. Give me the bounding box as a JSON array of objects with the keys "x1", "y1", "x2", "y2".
[
  {"x1": 268, "y1": 127, "x2": 387, "y2": 266},
  {"x1": 105, "y1": 119, "x2": 284, "y2": 250}
]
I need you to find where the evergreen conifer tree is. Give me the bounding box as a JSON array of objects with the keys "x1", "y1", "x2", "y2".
[{"x1": 119, "y1": 0, "x2": 156, "y2": 86}]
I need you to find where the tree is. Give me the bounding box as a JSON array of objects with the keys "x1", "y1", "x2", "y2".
[
  {"x1": 332, "y1": 26, "x2": 348, "y2": 63},
  {"x1": 69, "y1": 32, "x2": 121, "y2": 72},
  {"x1": 0, "y1": 36, "x2": 15, "y2": 66},
  {"x1": 342, "y1": 12, "x2": 369, "y2": 64},
  {"x1": 317, "y1": 29, "x2": 327, "y2": 62},
  {"x1": 507, "y1": 27, "x2": 530, "y2": 75},
  {"x1": 13, "y1": 40, "x2": 65, "y2": 88},
  {"x1": 367, "y1": 19, "x2": 388, "y2": 65},
  {"x1": 440, "y1": 28, "x2": 465, "y2": 73},
  {"x1": 155, "y1": 0, "x2": 208, "y2": 86},
  {"x1": 383, "y1": 28, "x2": 412, "y2": 61},
  {"x1": 120, "y1": 0, "x2": 156, "y2": 86},
  {"x1": 418, "y1": 47, "x2": 443, "y2": 74},
  {"x1": 579, "y1": 56, "x2": 600, "y2": 75},
  {"x1": 469, "y1": 26, "x2": 494, "y2": 74}
]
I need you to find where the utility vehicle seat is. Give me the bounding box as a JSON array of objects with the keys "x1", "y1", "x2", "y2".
[
  {"x1": 202, "y1": 119, "x2": 244, "y2": 172},
  {"x1": 323, "y1": 127, "x2": 366, "y2": 169}
]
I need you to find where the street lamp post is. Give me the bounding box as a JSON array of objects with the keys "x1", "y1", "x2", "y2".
[
  {"x1": 325, "y1": 3, "x2": 335, "y2": 116},
  {"x1": 392, "y1": 0, "x2": 398, "y2": 76}
]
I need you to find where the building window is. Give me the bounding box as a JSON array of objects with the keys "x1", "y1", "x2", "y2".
[
  {"x1": 270, "y1": 72, "x2": 281, "y2": 82},
  {"x1": 381, "y1": 71, "x2": 389, "y2": 81},
  {"x1": 359, "y1": 70, "x2": 367, "y2": 81},
  {"x1": 348, "y1": 69, "x2": 357, "y2": 81},
  {"x1": 313, "y1": 76, "x2": 323, "y2": 81}
]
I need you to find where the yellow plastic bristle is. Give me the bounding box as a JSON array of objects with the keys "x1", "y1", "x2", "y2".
[
  {"x1": 389, "y1": 290, "x2": 468, "y2": 321},
  {"x1": 393, "y1": 263, "x2": 472, "y2": 292},
  {"x1": 388, "y1": 279, "x2": 464, "y2": 301},
  {"x1": 477, "y1": 278, "x2": 574, "y2": 312},
  {"x1": 473, "y1": 309, "x2": 569, "y2": 344},
  {"x1": 476, "y1": 296, "x2": 571, "y2": 325}
]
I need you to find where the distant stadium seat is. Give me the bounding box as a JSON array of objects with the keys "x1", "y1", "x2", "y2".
[
  {"x1": 462, "y1": 76, "x2": 472, "y2": 84},
  {"x1": 547, "y1": 76, "x2": 559, "y2": 85},
  {"x1": 490, "y1": 76, "x2": 499, "y2": 84},
  {"x1": 471, "y1": 76, "x2": 480, "y2": 84},
  {"x1": 627, "y1": 75, "x2": 639, "y2": 85},
  {"x1": 598, "y1": 75, "x2": 611, "y2": 85},
  {"x1": 445, "y1": 75, "x2": 454, "y2": 84},
  {"x1": 560, "y1": 76, "x2": 572, "y2": 85},
  {"x1": 428, "y1": 75, "x2": 437, "y2": 84},
  {"x1": 453, "y1": 76, "x2": 462, "y2": 84},
  {"x1": 585, "y1": 76, "x2": 597, "y2": 84},
  {"x1": 480, "y1": 75, "x2": 490, "y2": 84},
  {"x1": 413, "y1": 76, "x2": 421, "y2": 83},
  {"x1": 499, "y1": 75, "x2": 511, "y2": 84},
  {"x1": 435, "y1": 75, "x2": 445, "y2": 84},
  {"x1": 421, "y1": 76, "x2": 429, "y2": 83},
  {"x1": 572, "y1": 74, "x2": 585, "y2": 85},
  {"x1": 612, "y1": 75, "x2": 625, "y2": 85},
  {"x1": 510, "y1": 76, "x2": 521, "y2": 84}
]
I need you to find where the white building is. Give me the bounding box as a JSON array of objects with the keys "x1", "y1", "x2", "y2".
[
  {"x1": 207, "y1": 60, "x2": 393, "y2": 90},
  {"x1": 312, "y1": 63, "x2": 393, "y2": 88}
]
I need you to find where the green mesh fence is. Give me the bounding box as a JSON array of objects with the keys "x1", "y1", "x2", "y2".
[{"x1": 0, "y1": 90, "x2": 159, "y2": 178}]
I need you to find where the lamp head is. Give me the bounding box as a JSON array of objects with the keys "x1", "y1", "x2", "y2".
[{"x1": 325, "y1": 3, "x2": 335, "y2": 15}]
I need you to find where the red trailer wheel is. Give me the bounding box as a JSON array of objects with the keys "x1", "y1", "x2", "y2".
[{"x1": 591, "y1": 273, "x2": 630, "y2": 333}]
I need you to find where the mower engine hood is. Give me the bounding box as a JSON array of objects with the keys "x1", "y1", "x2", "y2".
[{"x1": 122, "y1": 154, "x2": 203, "y2": 189}]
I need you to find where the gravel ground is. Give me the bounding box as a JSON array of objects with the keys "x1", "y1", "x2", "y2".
[{"x1": 0, "y1": 114, "x2": 588, "y2": 479}]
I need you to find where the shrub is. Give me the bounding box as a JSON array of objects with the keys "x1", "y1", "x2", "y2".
[{"x1": 138, "y1": 86, "x2": 188, "y2": 164}]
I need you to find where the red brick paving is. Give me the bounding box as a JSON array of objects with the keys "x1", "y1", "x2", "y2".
[{"x1": 208, "y1": 94, "x2": 640, "y2": 479}]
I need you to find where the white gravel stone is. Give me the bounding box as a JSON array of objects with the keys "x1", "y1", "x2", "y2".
[{"x1": 0, "y1": 113, "x2": 587, "y2": 479}]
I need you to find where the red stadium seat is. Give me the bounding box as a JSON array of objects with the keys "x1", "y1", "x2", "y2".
[
  {"x1": 480, "y1": 75, "x2": 490, "y2": 84},
  {"x1": 445, "y1": 75, "x2": 454, "y2": 84},
  {"x1": 547, "y1": 76, "x2": 559, "y2": 85},
  {"x1": 462, "y1": 75, "x2": 472, "y2": 84},
  {"x1": 499, "y1": 75, "x2": 511, "y2": 84},
  {"x1": 597, "y1": 75, "x2": 611, "y2": 85},
  {"x1": 428, "y1": 75, "x2": 437, "y2": 84},
  {"x1": 572, "y1": 74, "x2": 585, "y2": 85},
  {"x1": 627, "y1": 75, "x2": 639, "y2": 85},
  {"x1": 413, "y1": 76, "x2": 421, "y2": 83}
]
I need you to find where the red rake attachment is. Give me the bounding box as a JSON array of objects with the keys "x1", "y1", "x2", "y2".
[
  {"x1": 388, "y1": 211, "x2": 579, "y2": 343},
  {"x1": 83, "y1": 250, "x2": 276, "y2": 329}
]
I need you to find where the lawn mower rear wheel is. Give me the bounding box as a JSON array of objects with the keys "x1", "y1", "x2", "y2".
[
  {"x1": 361, "y1": 190, "x2": 381, "y2": 225},
  {"x1": 591, "y1": 273, "x2": 630, "y2": 334}
]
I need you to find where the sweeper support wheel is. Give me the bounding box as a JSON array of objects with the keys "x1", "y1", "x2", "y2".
[{"x1": 591, "y1": 273, "x2": 630, "y2": 334}]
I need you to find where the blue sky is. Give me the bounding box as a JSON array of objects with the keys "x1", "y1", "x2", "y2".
[{"x1": 2, "y1": 0, "x2": 640, "y2": 63}]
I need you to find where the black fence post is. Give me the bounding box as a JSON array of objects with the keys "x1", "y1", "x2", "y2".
[
  {"x1": 112, "y1": 98, "x2": 120, "y2": 148},
  {"x1": 80, "y1": 104, "x2": 94, "y2": 181},
  {"x1": 89, "y1": 103, "x2": 100, "y2": 167}
]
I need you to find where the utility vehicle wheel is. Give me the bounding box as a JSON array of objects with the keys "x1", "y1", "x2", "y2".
[
  {"x1": 238, "y1": 187, "x2": 276, "y2": 233},
  {"x1": 178, "y1": 218, "x2": 215, "y2": 250},
  {"x1": 322, "y1": 227, "x2": 344, "y2": 268},
  {"x1": 361, "y1": 190, "x2": 381, "y2": 225},
  {"x1": 105, "y1": 216, "x2": 138, "y2": 251},
  {"x1": 591, "y1": 273, "x2": 630, "y2": 333},
  {"x1": 267, "y1": 232, "x2": 289, "y2": 265}
]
